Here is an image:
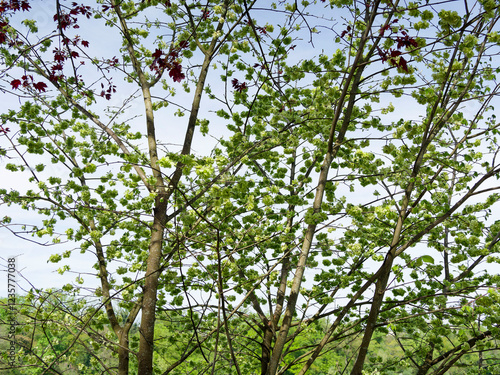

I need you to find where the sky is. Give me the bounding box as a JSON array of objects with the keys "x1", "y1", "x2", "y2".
[
  {"x1": 1, "y1": 0, "x2": 500, "y2": 306},
  {"x1": 0, "y1": 1, "x2": 117, "y2": 297},
  {"x1": 0, "y1": 1, "x2": 320, "y2": 296}
]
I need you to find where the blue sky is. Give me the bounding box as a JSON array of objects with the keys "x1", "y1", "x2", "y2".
[{"x1": 1, "y1": 0, "x2": 500, "y2": 306}]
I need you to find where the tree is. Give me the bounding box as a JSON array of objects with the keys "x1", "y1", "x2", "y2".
[{"x1": 2, "y1": 0, "x2": 500, "y2": 374}]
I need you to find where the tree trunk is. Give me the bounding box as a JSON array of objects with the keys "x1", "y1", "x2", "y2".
[
  {"x1": 117, "y1": 332, "x2": 130, "y2": 375},
  {"x1": 137, "y1": 199, "x2": 168, "y2": 375},
  {"x1": 261, "y1": 326, "x2": 273, "y2": 375}
]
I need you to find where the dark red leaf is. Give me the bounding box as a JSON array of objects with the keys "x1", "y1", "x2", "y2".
[
  {"x1": 384, "y1": 49, "x2": 409, "y2": 72},
  {"x1": 168, "y1": 63, "x2": 185, "y2": 83},
  {"x1": 202, "y1": 10, "x2": 210, "y2": 20},
  {"x1": 0, "y1": 20, "x2": 8, "y2": 43},
  {"x1": 10, "y1": 0, "x2": 20, "y2": 11},
  {"x1": 379, "y1": 24, "x2": 390, "y2": 35},
  {"x1": 51, "y1": 63, "x2": 64, "y2": 71},
  {"x1": 168, "y1": 49, "x2": 179, "y2": 59},
  {"x1": 377, "y1": 46, "x2": 388, "y2": 62},
  {"x1": 396, "y1": 34, "x2": 419, "y2": 50},
  {"x1": 33, "y1": 81, "x2": 47, "y2": 92},
  {"x1": 54, "y1": 12, "x2": 77, "y2": 30},
  {"x1": 341, "y1": 26, "x2": 352, "y2": 38},
  {"x1": 389, "y1": 49, "x2": 402, "y2": 58},
  {"x1": 70, "y1": 3, "x2": 91, "y2": 18},
  {"x1": 231, "y1": 78, "x2": 247, "y2": 92},
  {"x1": 152, "y1": 48, "x2": 163, "y2": 60},
  {"x1": 53, "y1": 49, "x2": 66, "y2": 62},
  {"x1": 21, "y1": 75, "x2": 32, "y2": 87},
  {"x1": 397, "y1": 56, "x2": 408, "y2": 72},
  {"x1": 49, "y1": 73, "x2": 62, "y2": 82},
  {"x1": 10, "y1": 79, "x2": 21, "y2": 89},
  {"x1": 71, "y1": 51, "x2": 79, "y2": 58},
  {"x1": 100, "y1": 90, "x2": 111, "y2": 100},
  {"x1": 81, "y1": 40, "x2": 89, "y2": 47},
  {"x1": 21, "y1": 0, "x2": 30, "y2": 11}
]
